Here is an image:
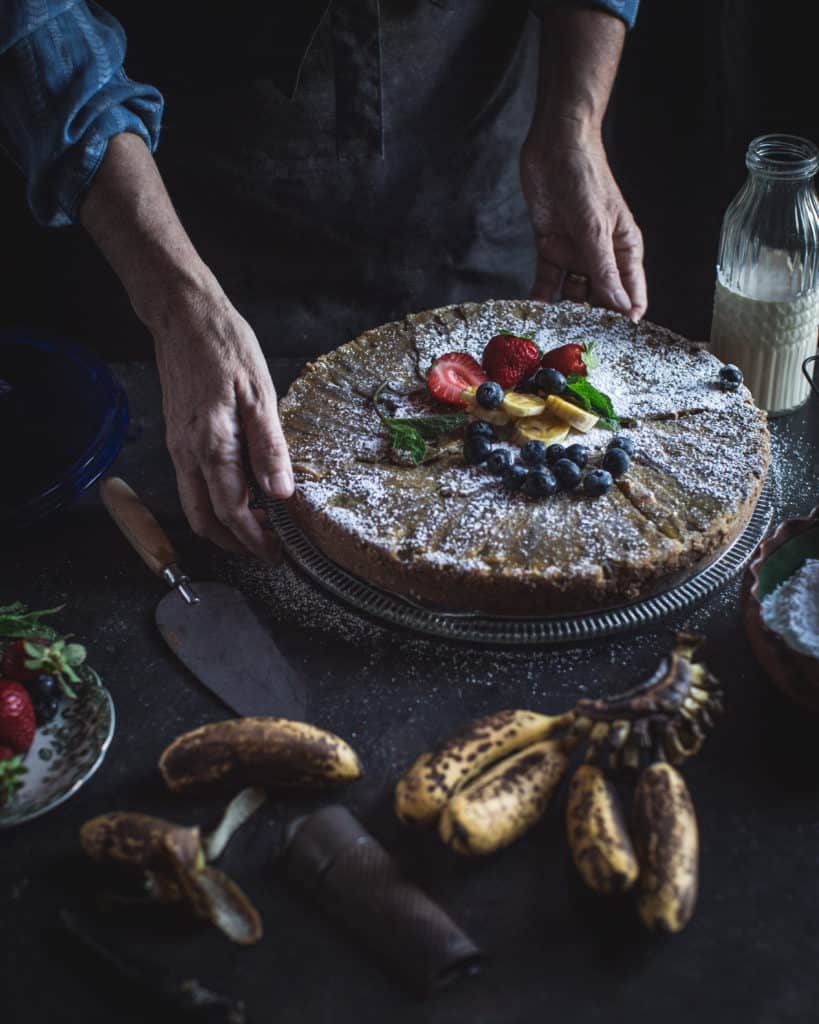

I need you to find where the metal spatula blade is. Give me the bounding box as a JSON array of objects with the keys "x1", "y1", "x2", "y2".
[
  {"x1": 155, "y1": 581, "x2": 306, "y2": 720},
  {"x1": 100, "y1": 477, "x2": 306, "y2": 721}
]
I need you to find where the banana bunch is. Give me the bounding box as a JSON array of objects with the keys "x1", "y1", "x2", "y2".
[
  {"x1": 395, "y1": 709, "x2": 576, "y2": 854},
  {"x1": 394, "y1": 633, "x2": 716, "y2": 934}
]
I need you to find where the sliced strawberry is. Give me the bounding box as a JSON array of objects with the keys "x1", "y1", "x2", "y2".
[
  {"x1": 426, "y1": 352, "x2": 488, "y2": 407},
  {"x1": 482, "y1": 333, "x2": 541, "y2": 391}
]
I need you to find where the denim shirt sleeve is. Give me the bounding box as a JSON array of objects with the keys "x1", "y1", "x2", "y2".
[
  {"x1": 532, "y1": 0, "x2": 640, "y2": 30},
  {"x1": 0, "y1": 0, "x2": 163, "y2": 227}
]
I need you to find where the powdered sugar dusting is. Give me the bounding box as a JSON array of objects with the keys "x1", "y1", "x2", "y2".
[
  {"x1": 279, "y1": 299, "x2": 770, "y2": 602},
  {"x1": 760, "y1": 559, "x2": 819, "y2": 660}
]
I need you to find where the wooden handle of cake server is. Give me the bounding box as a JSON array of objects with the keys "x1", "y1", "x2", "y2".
[{"x1": 99, "y1": 476, "x2": 178, "y2": 578}]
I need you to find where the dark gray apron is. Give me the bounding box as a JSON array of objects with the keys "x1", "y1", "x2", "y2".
[{"x1": 50, "y1": 1, "x2": 542, "y2": 358}]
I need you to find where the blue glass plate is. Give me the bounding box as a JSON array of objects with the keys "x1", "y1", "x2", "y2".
[{"x1": 0, "y1": 330, "x2": 129, "y2": 528}]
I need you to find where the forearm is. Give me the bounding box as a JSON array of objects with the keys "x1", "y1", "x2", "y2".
[
  {"x1": 77, "y1": 132, "x2": 220, "y2": 332},
  {"x1": 528, "y1": 6, "x2": 626, "y2": 146}
]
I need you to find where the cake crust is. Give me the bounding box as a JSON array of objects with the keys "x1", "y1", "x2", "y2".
[{"x1": 279, "y1": 300, "x2": 770, "y2": 615}]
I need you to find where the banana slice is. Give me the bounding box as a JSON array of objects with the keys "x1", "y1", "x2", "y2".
[
  {"x1": 513, "y1": 415, "x2": 570, "y2": 447},
  {"x1": 544, "y1": 395, "x2": 599, "y2": 433},
  {"x1": 500, "y1": 393, "x2": 546, "y2": 418}
]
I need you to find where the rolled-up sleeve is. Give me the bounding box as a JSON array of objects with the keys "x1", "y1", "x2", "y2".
[
  {"x1": 532, "y1": 1, "x2": 640, "y2": 30},
  {"x1": 0, "y1": 0, "x2": 163, "y2": 226}
]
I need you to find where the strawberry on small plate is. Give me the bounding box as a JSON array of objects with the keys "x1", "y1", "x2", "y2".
[
  {"x1": 0, "y1": 618, "x2": 115, "y2": 827},
  {"x1": 427, "y1": 353, "x2": 488, "y2": 407}
]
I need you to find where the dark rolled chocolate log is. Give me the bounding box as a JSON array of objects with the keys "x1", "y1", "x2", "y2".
[{"x1": 282, "y1": 805, "x2": 485, "y2": 995}]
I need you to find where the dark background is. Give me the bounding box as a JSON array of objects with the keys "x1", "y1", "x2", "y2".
[
  {"x1": 1, "y1": 1, "x2": 817, "y2": 358},
  {"x1": 3, "y1": 5, "x2": 819, "y2": 1024}
]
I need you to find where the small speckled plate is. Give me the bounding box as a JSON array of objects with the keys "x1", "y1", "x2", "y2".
[{"x1": 0, "y1": 665, "x2": 115, "y2": 827}]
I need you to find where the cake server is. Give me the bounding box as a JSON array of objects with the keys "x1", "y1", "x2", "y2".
[{"x1": 100, "y1": 476, "x2": 306, "y2": 720}]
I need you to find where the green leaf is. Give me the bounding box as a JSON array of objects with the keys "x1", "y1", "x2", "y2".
[
  {"x1": 373, "y1": 382, "x2": 468, "y2": 464},
  {"x1": 386, "y1": 422, "x2": 428, "y2": 464},
  {"x1": 565, "y1": 375, "x2": 620, "y2": 430},
  {"x1": 384, "y1": 412, "x2": 468, "y2": 440},
  {"x1": 0, "y1": 603, "x2": 62, "y2": 640}
]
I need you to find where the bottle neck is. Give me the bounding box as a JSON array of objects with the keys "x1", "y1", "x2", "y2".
[{"x1": 745, "y1": 133, "x2": 819, "y2": 182}]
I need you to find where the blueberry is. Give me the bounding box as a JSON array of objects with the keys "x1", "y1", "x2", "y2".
[
  {"x1": 545, "y1": 443, "x2": 566, "y2": 467},
  {"x1": 29, "y1": 673, "x2": 57, "y2": 702},
  {"x1": 564, "y1": 443, "x2": 589, "y2": 468},
  {"x1": 523, "y1": 468, "x2": 558, "y2": 498},
  {"x1": 466, "y1": 419, "x2": 495, "y2": 441},
  {"x1": 534, "y1": 367, "x2": 567, "y2": 396},
  {"x1": 607, "y1": 435, "x2": 635, "y2": 456},
  {"x1": 476, "y1": 381, "x2": 504, "y2": 409},
  {"x1": 34, "y1": 696, "x2": 59, "y2": 725},
  {"x1": 553, "y1": 458, "x2": 582, "y2": 490},
  {"x1": 487, "y1": 448, "x2": 513, "y2": 476},
  {"x1": 520, "y1": 440, "x2": 547, "y2": 467},
  {"x1": 719, "y1": 364, "x2": 743, "y2": 392},
  {"x1": 502, "y1": 464, "x2": 528, "y2": 491},
  {"x1": 583, "y1": 469, "x2": 614, "y2": 497},
  {"x1": 464, "y1": 436, "x2": 492, "y2": 465},
  {"x1": 602, "y1": 447, "x2": 631, "y2": 478}
]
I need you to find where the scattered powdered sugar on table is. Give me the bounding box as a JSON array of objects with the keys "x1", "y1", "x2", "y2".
[{"x1": 760, "y1": 559, "x2": 819, "y2": 660}]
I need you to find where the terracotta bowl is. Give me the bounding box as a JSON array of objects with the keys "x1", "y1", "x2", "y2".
[{"x1": 742, "y1": 503, "x2": 819, "y2": 709}]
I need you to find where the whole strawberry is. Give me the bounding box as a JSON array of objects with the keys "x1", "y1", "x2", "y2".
[
  {"x1": 482, "y1": 333, "x2": 541, "y2": 391},
  {"x1": 0, "y1": 746, "x2": 26, "y2": 808},
  {"x1": 1, "y1": 638, "x2": 48, "y2": 682},
  {"x1": 540, "y1": 341, "x2": 597, "y2": 378},
  {"x1": 0, "y1": 681, "x2": 36, "y2": 754},
  {"x1": 1, "y1": 638, "x2": 85, "y2": 698}
]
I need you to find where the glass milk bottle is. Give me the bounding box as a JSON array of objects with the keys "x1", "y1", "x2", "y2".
[{"x1": 710, "y1": 134, "x2": 819, "y2": 415}]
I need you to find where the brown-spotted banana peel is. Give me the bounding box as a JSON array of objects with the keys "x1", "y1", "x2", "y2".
[
  {"x1": 566, "y1": 764, "x2": 639, "y2": 895},
  {"x1": 159, "y1": 718, "x2": 362, "y2": 793},
  {"x1": 438, "y1": 739, "x2": 568, "y2": 856},
  {"x1": 574, "y1": 633, "x2": 722, "y2": 772},
  {"x1": 395, "y1": 710, "x2": 574, "y2": 827},
  {"x1": 80, "y1": 812, "x2": 262, "y2": 945},
  {"x1": 631, "y1": 761, "x2": 698, "y2": 934}
]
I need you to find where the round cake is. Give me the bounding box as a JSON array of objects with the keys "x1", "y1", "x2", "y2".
[{"x1": 279, "y1": 300, "x2": 770, "y2": 615}]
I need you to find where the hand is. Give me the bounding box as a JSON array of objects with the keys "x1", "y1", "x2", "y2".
[
  {"x1": 151, "y1": 287, "x2": 293, "y2": 560},
  {"x1": 520, "y1": 134, "x2": 647, "y2": 321}
]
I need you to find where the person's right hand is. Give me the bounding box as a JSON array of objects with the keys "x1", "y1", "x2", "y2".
[{"x1": 150, "y1": 286, "x2": 293, "y2": 560}]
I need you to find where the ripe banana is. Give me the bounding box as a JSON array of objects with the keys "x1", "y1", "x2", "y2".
[
  {"x1": 159, "y1": 718, "x2": 362, "y2": 793},
  {"x1": 565, "y1": 764, "x2": 638, "y2": 894},
  {"x1": 80, "y1": 811, "x2": 262, "y2": 944},
  {"x1": 438, "y1": 739, "x2": 568, "y2": 856},
  {"x1": 395, "y1": 709, "x2": 573, "y2": 826},
  {"x1": 631, "y1": 761, "x2": 698, "y2": 933}
]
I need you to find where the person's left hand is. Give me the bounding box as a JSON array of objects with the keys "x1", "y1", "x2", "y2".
[{"x1": 520, "y1": 133, "x2": 647, "y2": 321}]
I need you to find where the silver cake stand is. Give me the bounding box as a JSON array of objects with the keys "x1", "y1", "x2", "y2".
[{"x1": 262, "y1": 478, "x2": 773, "y2": 646}]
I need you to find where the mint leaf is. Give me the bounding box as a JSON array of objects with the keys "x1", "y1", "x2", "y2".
[
  {"x1": 373, "y1": 382, "x2": 468, "y2": 464},
  {"x1": 386, "y1": 422, "x2": 428, "y2": 464},
  {"x1": 386, "y1": 413, "x2": 468, "y2": 440},
  {"x1": 565, "y1": 376, "x2": 620, "y2": 430}
]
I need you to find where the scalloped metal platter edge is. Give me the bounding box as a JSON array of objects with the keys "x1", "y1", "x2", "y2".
[{"x1": 263, "y1": 478, "x2": 773, "y2": 646}]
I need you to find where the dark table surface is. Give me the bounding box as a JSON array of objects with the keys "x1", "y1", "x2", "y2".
[{"x1": 3, "y1": 356, "x2": 819, "y2": 1024}]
